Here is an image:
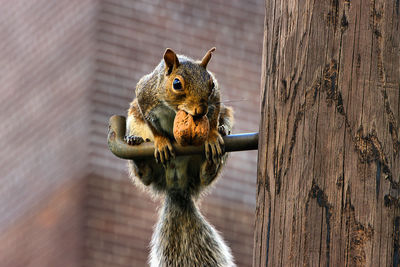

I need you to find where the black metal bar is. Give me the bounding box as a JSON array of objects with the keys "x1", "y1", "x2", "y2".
[{"x1": 107, "y1": 115, "x2": 259, "y2": 160}]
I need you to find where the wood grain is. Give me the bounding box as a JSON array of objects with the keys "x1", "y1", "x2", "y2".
[{"x1": 254, "y1": 0, "x2": 400, "y2": 266}]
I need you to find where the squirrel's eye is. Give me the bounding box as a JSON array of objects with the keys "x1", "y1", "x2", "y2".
[{"x1": 173, "y1": 78, "x2": 182, "y2": 90}]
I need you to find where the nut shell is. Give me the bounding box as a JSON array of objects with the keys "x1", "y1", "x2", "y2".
[{"x1": 173, "y1": 110, "x2": 209, "y2": 146}]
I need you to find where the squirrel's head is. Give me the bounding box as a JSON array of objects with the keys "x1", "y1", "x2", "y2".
[{"x1": 162, "y1": 48, "x2": 218, "y2": 118}]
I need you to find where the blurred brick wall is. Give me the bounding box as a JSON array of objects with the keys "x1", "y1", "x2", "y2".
[
  {"x1": 0, "y1": 0, "x2": 263, "y2": 266},
  {"x1": 84, "y1": 175, "x2": 158, "y2": 266},
  {"x1": 87, "y1": 0, "x2": 264, "y2": 266},
  {"x1": 0, "y1": 0, "x2": 96, "y2": 266},
  {"x1": 0, "y1": 179, "x2": 86, "y2": 267}
]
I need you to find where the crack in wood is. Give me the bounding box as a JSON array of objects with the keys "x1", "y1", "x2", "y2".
[
  {"x1": 278, "y1": 65, "x2": 305, "y2": 194},
  {"x1": 345, "y1": 188, "x2": 374, "y2": 267},
  {"x1": 284, "y1": 76, "x2": 319, "y2": 178},
  {"x1": 323, "y1": 60, "x2": 346, "y2": 116},
  {"x1": 370, "y1": 1, "x2": 400, "y2": 155},
  {"x1": 280, "y1": 79, "x2": 288, "y2": 103},
  {"x1": 336, "y1": 174, "x2": 344, "y2": 187},
  {"x1": 376, "y1": 161, "x2": 381, "y2": 199},
  {"x1": 382, "y1": 88, "x2": 400, "y2": 155},
  {"x1": 341, "y1": 13, "x2": 349, "y2": 32},
  {"x1": 265, "y1": 109, "x2": 271, "y2": 193},
  {"x1": 272, "y1": 105, "x2": 282, "y2": 195},
  {"x1": 265, "y1": 204, "x2": 271, "y2": 265},
  {"x1": 280, "y1": 68, "x2": 300, "y2": 104},
  {"x1": 326, "y1": 0, "x2": 340, "y2": 29},
  {"x1": 354, "y1": 128, "x2": 382, "y2": 163},
  {"x1": 394, "y1": 217, "x2": 400, "y2": 266},
  {"x1": 271, "y1": 24, "x2": 280, "y2": 74},
  {"x1": 309, "y1": 181, "x2": 333, "y2": 266},
  {"x1": 274, "y1": 149, "x2": 283, "y2": 195},
  {"x1": 354, "y1": 127, "x2": 398, "y2": 189},
  {"x1": 384, "y1": 194, "x2": 400, "y2": 208},
  {"x1": 370, "y1": 2, "x2": 383, "y2": 41}
]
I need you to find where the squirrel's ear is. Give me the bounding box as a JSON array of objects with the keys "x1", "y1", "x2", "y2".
[
  {"x1": 164, "y1": 48, "x2": 179, "y2": 75},
  {"x1": 199, "y1": 47, "x2": 216, "y2": 68}
]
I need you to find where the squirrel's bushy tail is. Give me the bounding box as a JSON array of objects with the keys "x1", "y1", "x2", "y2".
[{"x1": 149, "y1": 192, "x2": 235, "y2": 267}]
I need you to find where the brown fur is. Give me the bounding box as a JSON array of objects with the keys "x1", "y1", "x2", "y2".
[{"x1": 126, "y1": 48, "x2": 235, "y2": 267}]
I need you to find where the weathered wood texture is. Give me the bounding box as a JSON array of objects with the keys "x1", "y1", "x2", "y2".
[{"x1": 254, "y1": 0, "x2": 400, "y2": 266}]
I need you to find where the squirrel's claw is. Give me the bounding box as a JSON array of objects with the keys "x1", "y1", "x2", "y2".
[
  {"x1": 154, "y1": 136, "x2": 175, "y2": 164},
  {"x1": 205, "y1": 130, "x2": 224, "y2": 164},
  {"x1": 125, "y1": 135, "x2": 145, "y2": 145},
  {"x1": 218, "y1": 125, "x2": 230, "y2": 136}
]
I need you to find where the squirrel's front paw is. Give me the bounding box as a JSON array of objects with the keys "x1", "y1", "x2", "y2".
[
  {"x1": 125, "y1": 135, "x2": 144, "y2": 145},
  {"x1": 205, "y1": 130, "x2": 224, "y2": 164},
  {"x1": 218, "y1": 125, "x2": 231, "y2": 136},
  {"x1": 154, "y1": 135, "x2": 175, "y2": 164}
]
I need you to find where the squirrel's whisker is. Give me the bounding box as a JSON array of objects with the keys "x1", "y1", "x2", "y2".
[{"x1": 218, "y1": 99, "x2": 248, "y2": 104}]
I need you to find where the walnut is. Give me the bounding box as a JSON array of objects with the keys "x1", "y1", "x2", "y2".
[{"x1": 173, "y1": 110, "x2": 209, "y2": 146}]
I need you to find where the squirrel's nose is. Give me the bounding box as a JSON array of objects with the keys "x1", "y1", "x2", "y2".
[{"x1": 194, "y1": 105, "x2": 208, "y2": 118}]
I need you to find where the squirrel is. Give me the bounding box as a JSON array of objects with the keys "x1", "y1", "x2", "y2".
[{"x1": 125, "y1": 47, "x2": 235, "y2": 267}]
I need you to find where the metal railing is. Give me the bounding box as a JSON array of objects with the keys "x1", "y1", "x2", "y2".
[{"x1": 107, "y1": 115, "x2": 259, "y2": 160}]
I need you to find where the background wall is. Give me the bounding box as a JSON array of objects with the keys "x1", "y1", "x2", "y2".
[
  {"x1": 0, "y1": 0, "x2": 264, "y2": 266},
  {"x1": 0, "y1": 1, "x2": 96, "y2": 266}
]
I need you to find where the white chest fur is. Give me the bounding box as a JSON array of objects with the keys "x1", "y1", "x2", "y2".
[{"x1": 150, "y1": 103, "x2": 176, "y2": 136}]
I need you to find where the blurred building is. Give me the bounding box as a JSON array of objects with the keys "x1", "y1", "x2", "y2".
[{"x1": 0, "y1": 0, "x2": 263, "y2": 266}]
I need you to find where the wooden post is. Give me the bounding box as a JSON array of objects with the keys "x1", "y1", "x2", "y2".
[{"x1": 254, "y1": 0, "x2": 400, "y2": 266}]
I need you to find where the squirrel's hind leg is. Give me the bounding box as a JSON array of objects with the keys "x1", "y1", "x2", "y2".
[{"x1": 200, "y1": 159, "x2": 222, "y2": 186}]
